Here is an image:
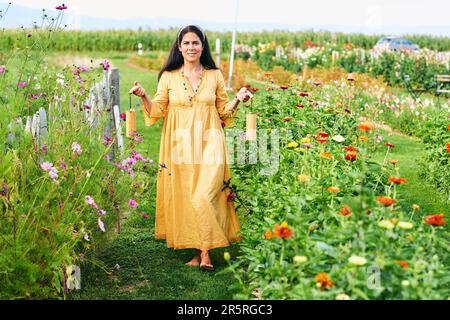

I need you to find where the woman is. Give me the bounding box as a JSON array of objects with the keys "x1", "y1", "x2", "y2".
[{"x1": 129, "y1": 25, "x2": 252, "y2": 270}]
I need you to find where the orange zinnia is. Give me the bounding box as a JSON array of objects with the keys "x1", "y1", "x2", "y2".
[
  {"x1": 388, "y1": 176, "x2": 407, "y2": 184},
  {"x1": 359, "y1": 136, "x2": 368, "y2": 141},
  {"x1": 376, "y1": 196, "x2": 397, "y2": 207},
  {"x1": 320, "y1": 152, "x2": 334, "y2": 159},
  {"x1": 273, "y1": 223, "x2": 293, "y2": 239},
  {"x1": 282, "y1": 117, "x2": 294, "y2": 121},
  {"x1": 264, "y1": 230, "x2": 273, "y2": 239},
  {"x1": 357, "y1": 122, "x2": 375, "y2": 131},
  {"x1": 314, "y1": 272, "x2": 334, "y2": 290},
  {"x1": 446, "y1": 143, "x2": 450, "y2": 153},
  {"x1": 317, "y1": 137, "x2": 328, "y2": 143},
  {"x1": 337, "y1": 205, "x2": 351, "y2": 216},
  {"x1": 327, "y1": 186, "x2": 341, "y2": 193},
  {"x1": 389, "y1": 159, "x2": 399, "y2": 165},
  {"x1": 424, "y1": 214, "x2": 445, "y2": 226}
]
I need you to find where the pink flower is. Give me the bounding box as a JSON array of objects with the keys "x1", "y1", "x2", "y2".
[
  {"x1": 102, "y1": 135, "x2": 113, "y2": 146},
  {"x1": 60, "y1": 158, "x2": 67, "y2": 170},
  {"x1": 49, "y1": 168, "x2": 58, "y2": 180},
  {"x1": 98, "y1": 218, "x2": 105, "y2": 232},
  {"x1": 97, "y1": 209, "x2": 106, "y2": 216},
  {"x1": 72, "y1": 142, "x2": 82, "y2": 155},
  {"x1": 129, "y1": 199, "x2": 138, "y2": 208},
  {"x1": 101, "y1": 59, "x2": 110, "y2": 71},
  {"x1": 30, "y1": 93, "x2": 42, "y2": 99},
  {"x1": 79, "y1": 65, "x2": 90, "y2": 72},
  {"x1": 0, "y1": 66, "x2": 5, "y2": 74},
  {"x1": 40, "y1": 161, "x2": 54, "y2": 171},
  {"x1": 79, "y1": 253, "x2": 85, "y2": 262},
  {"x1": 56, "y1": 4, "x2": 68, "y2": 10},
  {"x1": 18, "y1": 82, "x2": 27, "y2": 88},
  {"x1": 85, "y1": 195, "x2": 98, "y2": 209},
  {"x1": 142, "y1": 212, "x2": 149, "y2": 219},
  {"x1": 83, "y1": 233, "x2": 90, "y2": 241}
]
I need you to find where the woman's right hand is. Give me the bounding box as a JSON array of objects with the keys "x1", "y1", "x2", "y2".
[{"x1": 129, "y1": 81, "x2": 146, "y2": 97}]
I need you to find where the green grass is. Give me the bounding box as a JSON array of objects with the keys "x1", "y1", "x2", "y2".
[{"x1": 69, "y1": 53, "x2": 241, "y2": 300}]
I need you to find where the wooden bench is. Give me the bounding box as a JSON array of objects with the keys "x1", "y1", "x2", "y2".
[
  {"x1": 403, "y1": 74, "x2": 427, "y2": 101},
  {"x1": 435, "y1": 74, "x2": 450, "y2": 106}
]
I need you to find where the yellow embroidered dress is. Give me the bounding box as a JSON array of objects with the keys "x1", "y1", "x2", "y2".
[{"x1": 142, "y1": 68, "x2": 242, "y2": 251}]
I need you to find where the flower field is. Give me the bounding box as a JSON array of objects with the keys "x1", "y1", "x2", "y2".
[
  {"x1": 223, "y1": 77, "x2": 449, "y2": 299},
  {"x1": 0, "y1": 3, "x2": 449, "y2": 300}
]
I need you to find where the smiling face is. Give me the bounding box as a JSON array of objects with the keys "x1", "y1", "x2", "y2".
[{"x1": 178, "y1": 32, "x2": 203, "y2": 64}]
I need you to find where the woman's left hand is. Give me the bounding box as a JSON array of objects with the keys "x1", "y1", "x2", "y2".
[{"x1": 236, "y1": 87, "x2": 253, "y2": 102}]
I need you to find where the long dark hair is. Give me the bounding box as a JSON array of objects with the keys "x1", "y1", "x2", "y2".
[{"x1": 158, "y1": 25, "x2": 218, "y2": 81}]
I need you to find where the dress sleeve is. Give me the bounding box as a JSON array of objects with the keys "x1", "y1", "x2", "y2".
[
  {"x1": 215, "y1": 70, "x2": 238, "y2": 128},
  {"x1": 143, "y1": 72, "x2": 169, "y2": 126}
]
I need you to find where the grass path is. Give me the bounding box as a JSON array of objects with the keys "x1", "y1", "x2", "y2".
[
  {"x1": 371, "y1": 131, "x2": 448, "y2": 216},
  {"x1": 71, "y1": 53, "x2": 447, "y2": 299},
  {"x1": 71, "y1": 56, "x2": 240, "y2": 300}
]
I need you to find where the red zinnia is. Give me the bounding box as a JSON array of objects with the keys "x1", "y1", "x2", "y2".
[
  {"x1": 280, "y1": 85, "x2": 289, "y2": 90},
  {"x1": 282, "y1": 117, "x2": 294, "y2": 121},
  {"x1": 296, "y1": 103, "x2": 305, "y2": 108},
  {"x1": 385, "y1": 142, "x2": 395, "y2": 148},
  {"x1": 345, "y1": 151, "x2": 358, "y2": 162},
  {"x1": 394, "y1": 260, "x2": 409, "y2": 269},
  {"x1": 249, "y1": 87, "x2": 259, "y2": 93},
  {"x1": 317, "y1": 131, "x2": 329, "y2": 138},
  {"x1": 120, "y1": 113, "x2": 126, "y2": 120},
  {"x1": 446, "y1": 143, "x2": 450, "y2": 153},
  {"x1": 317, "y1": 137, "x2": 328, "y2": 143},
  {"x1": 344, "y1": 146, "x2": 358, "y2": 152},
  {"x1": 424, "y1": 214, "x2": 445, "y2": 226},
  {"x1": 337, "y1": 205, "x2": 351, "y2": 216},
  {"x1": 299, "y1": 92, "x2": 310, "y2": 97}
]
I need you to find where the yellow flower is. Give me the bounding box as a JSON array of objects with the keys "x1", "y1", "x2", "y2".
[
  {"x1": 287, "y1": 141, "x2": 299, "y2": 148},
  {"x1": 336, "y1": 293, "x2": 351, "y2": 300},
  {"x1": 378, "y1": 220, "x2": 395, "y2": 229},
  {"x1": 224, "y1": 252, "x2": 231, "y2": 261},
  {"x1": 301, "y1": 137, "x2": 311, "y2": 143},
  {"x1": 281, "y1": 221, "x2": 289, "y2": 228},
  {"x1": 348, "y1": 255, "x2": 367, "y2": 266},
  {"x1": 297, "y1": 174, "x2": 310, "y2": 184},
  {"x1": 359, "y1": 136, "x2": 368, "y2": 141},
  {"x1": 293, "y1": 256, "x2": 308, "y2": 264},
  {"x1": 397, "y1": 221, "x2": 414, "y2": 230},
  {"x1": 412, "y1": 204, "x2": 420, "y2": 210}
]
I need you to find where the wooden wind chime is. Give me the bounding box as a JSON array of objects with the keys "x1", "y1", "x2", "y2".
[
  {"x1": 126, "y1": 94, "x2": 137, "y2": 137},
  {"x1": 245, "y1": 98, "x2": 257, "y2": 141}
]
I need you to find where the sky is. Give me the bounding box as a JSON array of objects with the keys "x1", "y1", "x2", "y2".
[{"x1": 1, "y1": 0, "x2": 449, "y2": 36}]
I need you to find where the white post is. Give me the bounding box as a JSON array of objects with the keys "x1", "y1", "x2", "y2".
[
  {"x1": 216, "y1": 38, "x2": 221, "y2": 68},
  {"x1": 227, "y1": 0, "x2": 239, "y2": 90},
  {"x1": 138, "y1": 43, "x2": 143, "y2": 56}
]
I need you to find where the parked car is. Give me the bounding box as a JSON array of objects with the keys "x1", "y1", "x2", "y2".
[{"x1": 373, "y1": 36, "x2": 419, "y2": 53}]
